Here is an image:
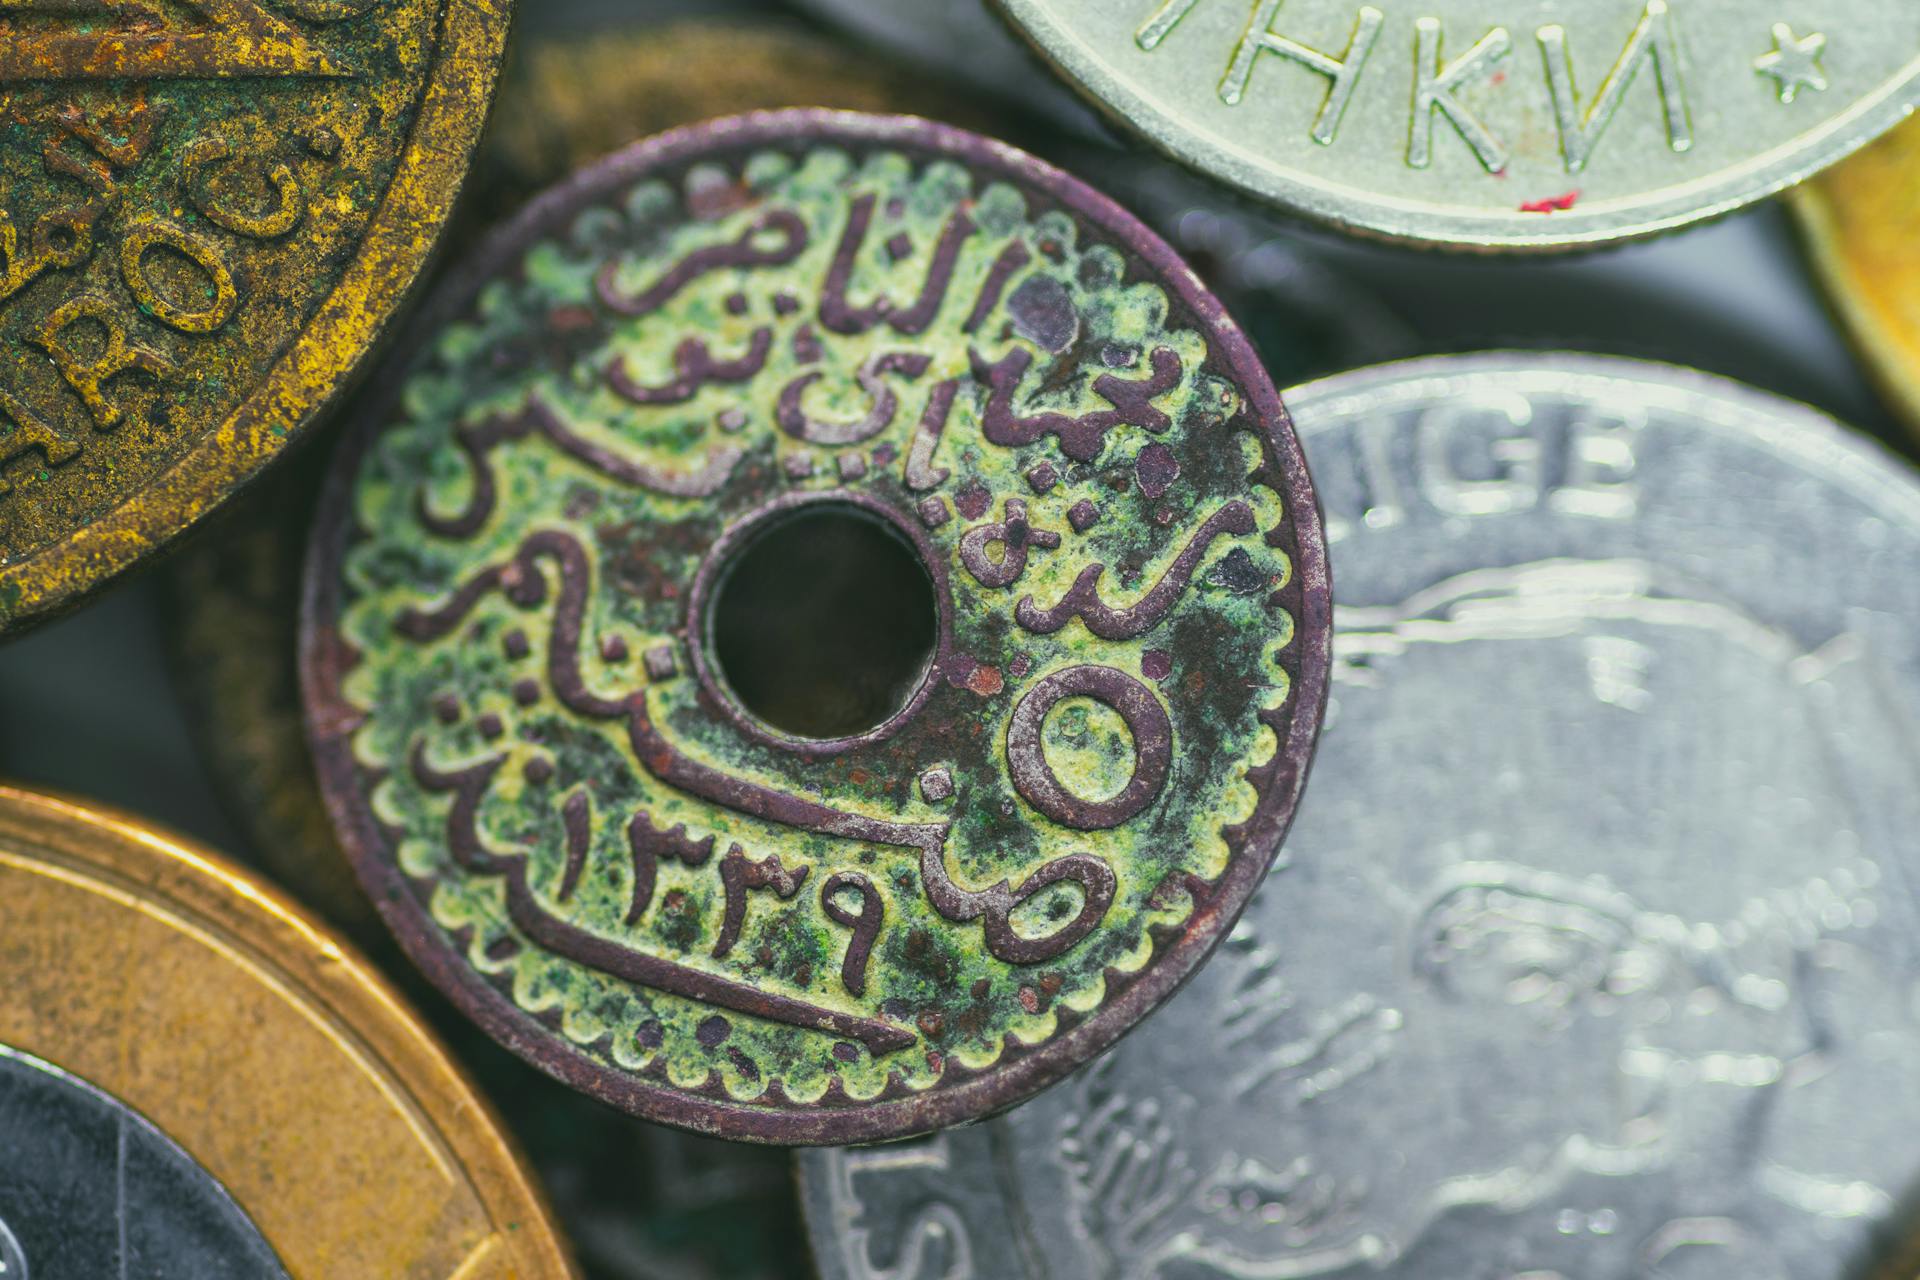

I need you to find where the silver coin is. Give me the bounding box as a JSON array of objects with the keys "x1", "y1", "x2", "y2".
[
  {"x1": 801, "y1": 352, "x2": 1920, "y2": 1280},
  {"x1": 994, "y1": 1, "x2": 1920, "y2": 251}
]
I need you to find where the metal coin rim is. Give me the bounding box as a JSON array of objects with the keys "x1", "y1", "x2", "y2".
[
  {"x1": 992, "y1": 0, "x2": 1920, "y2": 252},
  {"x1": 1791, "y1": 140, "x2": 1920, "y2": 441},
  {"x1": 0, "y1": 0, "x2": 513, "y2": 634},
  {"x1": 0, "y1": 783, "x2": 578, "y2": 1277},
  {"x1": 298, "y1": 107, "x2": 1333, "y2": 1146}
]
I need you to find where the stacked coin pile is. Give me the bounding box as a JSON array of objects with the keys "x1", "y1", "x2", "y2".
[{"x1": 3, "y1": 3, "x2": 1919, "y2": 1278}]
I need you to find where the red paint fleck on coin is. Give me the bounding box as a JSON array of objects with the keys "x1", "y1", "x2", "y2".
[{"x1": 1521, "y1": 191, "x2": 1581, "y2": 214}]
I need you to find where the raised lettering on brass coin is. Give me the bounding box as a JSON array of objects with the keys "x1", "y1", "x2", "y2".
[
  {"x1": 301, "y1": 110, "x2": 1330, "y2": 1145},
  {"x1": 0, "y1": 0, "x2": 510, "y2": 631}
]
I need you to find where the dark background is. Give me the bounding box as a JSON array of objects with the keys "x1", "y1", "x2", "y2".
[{"x1": 0, "y1": 2, "x2": 1913, "y2": 1278}]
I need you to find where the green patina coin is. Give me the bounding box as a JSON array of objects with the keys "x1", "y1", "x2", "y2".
[{"x1": 301, "y1": 110, "x2": 1330, "y2": 1144}]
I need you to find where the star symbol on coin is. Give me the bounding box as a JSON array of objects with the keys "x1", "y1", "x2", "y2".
[{"x1": 1755, "y1": 24, "x2": 1828, "y2": 104}]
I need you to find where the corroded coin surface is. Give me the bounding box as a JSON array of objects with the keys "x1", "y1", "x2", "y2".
[
  {"x1": 1796, "y1": 118, "x2": 1920, "y2": 440},
  {"x1": 0, "y1": 785, "x2": 577, "y2": 1278},
  {"x1": 168, "y1": 16, "x2": 998, "y2": 949},
  {"x1": 0, "y1": 0, "x2": 510, "y2": 631},
  {"x1": 995, "y1": 0, "x2": 1920, "y2": 250},
  {"x1": 803, "y1": 353, "x2": 1920, "y2": 1280},
  {"x1": 301, "y1": 109, "x2": 1329, "y2": 1144}
]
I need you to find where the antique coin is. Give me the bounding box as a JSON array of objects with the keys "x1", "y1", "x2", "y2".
[
  {"x1": 1796, "y1": 118, "x2": 1920, "y2": 439},
  {"x1": 301, "y1": 110, "x2": 1329, "y2": 1144},
  {"x1": 169, "y1": 483, "x2": 806, "y2": 1280},
  {"x1": 0, "y1": 785, "x2": 576, "y2": 1277},
  {"x1": 803, "y1": 353, "x2": 1920, "y2": 1278},
  {"x1": 0, "y1": 0, "x2": 511, "y2": 632},
  {"x1": 0, "y1": 1044, "x2": 288, "y2": 1276},
  {"x1": 165, "y1": 15, "x2": 997, "y2": 948},
  {"x1": 995, "y1": 0, "x2": 1920, "y2": 250}
]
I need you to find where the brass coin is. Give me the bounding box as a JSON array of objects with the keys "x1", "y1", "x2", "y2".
[
  {"x1": 0, "y1": 0, "x2": 511, "y2": 632},
  {"x1": 0, "y1": 784, "x2": 576, "y2": 1278},
  {"x1": 1796, "y1": 118, "x2": 1920, "y2": 439}
]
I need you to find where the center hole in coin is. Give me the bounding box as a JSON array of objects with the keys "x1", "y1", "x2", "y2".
[{"x1": 709, "y1": 504, "x2": 938, "y2": 741}]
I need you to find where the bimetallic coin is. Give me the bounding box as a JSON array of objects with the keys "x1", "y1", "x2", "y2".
[
  {"x1": 0, "y1": 785, "x2": 577, "y2": 1278},
  {"x1": 995, "y1": 1, "x2": 1920, "y2": 250},
  {"x1": 0, "y1": 1044, "x2": 287, "y2": 1277},
  {"x1": 301, "y1": 110, "x2": 1330, "y2": 1144},
  {"x1": 802, "y1": 353, "x2": 1920, "y2": 1278},
  {"x1": 0, "y1": 0, "x2": 510, "y2": 632},
  {"x1": 1796, "y1": 118, "x2": 1920, "y2": 441}
]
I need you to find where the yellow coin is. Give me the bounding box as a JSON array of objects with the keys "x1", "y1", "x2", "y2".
[
  {"x1": 0, "y1": 784, "x2": 577, "y2": 1278},
  {"x1": 1796, "y1": 118, "x2": 1920, "y2": 437},
  {"x1": 0, "y1": 1, "x2": 511, "y2": 632}
]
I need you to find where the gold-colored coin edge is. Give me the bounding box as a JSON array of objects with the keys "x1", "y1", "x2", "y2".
[
  {"x1": 1792, "y1": 122, "x2": 1920, "y2": 439},
  {"x1": 0, "y1": 0, "x2": 512, "y2": 633},
  {"x1": 0, "y1": 783, "x2": 579, "y2": 1279}
]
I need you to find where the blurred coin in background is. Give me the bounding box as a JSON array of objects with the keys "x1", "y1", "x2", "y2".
[
  {"x1": 994, "y1": 1, "x2": 1920, "y2": 251},
  {"x1": 166, "y1": 470, "x2": 369, "y2": 937},
  {"x1": 0, "y1": 0, "x2": 510, "y2": 632},
  {"x1": 0, "y1": 785, "x2": 576, "y2": 1278},
  {"x1": 803, "y1": 352, "x2": 1920, "y2": 1280},
  {"x1": 784, "y1": 0, "x2": 1106, "y2": 138},
  {"x1": 477, "y1": 18, "x2": 1004, "y2": 220},
  {"x1": 1796, "y1": 117, "x2": 1920, "y2": 442}
]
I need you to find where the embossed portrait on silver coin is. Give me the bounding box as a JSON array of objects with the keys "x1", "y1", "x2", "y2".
[
  {"x1": 802, "y1": 356, "x2": 1920, "y2": 1280},
  {"x1": 1043, "y1": 558, "x2": 1919, "y2": 1279}
]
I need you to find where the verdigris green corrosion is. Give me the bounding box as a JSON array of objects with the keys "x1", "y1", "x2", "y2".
[{"x1": 303, "y1": 110, "x2": 1331, "y2": 1144}]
